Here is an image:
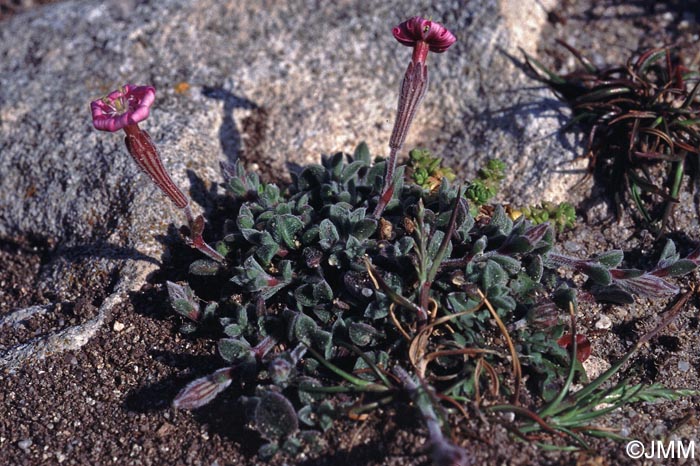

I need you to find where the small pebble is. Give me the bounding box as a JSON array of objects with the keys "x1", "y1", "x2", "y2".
[
  {"x1": 678, "y1": 360, "x2": 690, "y2": 373},
  {"x1": 583, "y1": 356, "x2": 611, "y2": 380},
  {"x1": 595, "y1": 315, "x2": 612, "y2": 330},
  {"x1": 156, "y1": 422, "x2": 174, "y2": 437},
  {"x1": 113, "y1": 321, "x2": 125, "y2": 332},
  {"x1": 563, "y1": 241, "x2": 582, "y2": 253},
  {"x1": 18, "y1": 438, "x2": 32, "y2": 453}
]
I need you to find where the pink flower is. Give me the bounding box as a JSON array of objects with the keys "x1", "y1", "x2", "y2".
[
  {"x1": 89, "y1": 83, "x2": 225, "y2": 263},
  {"x1": 91, "y1": 84, "x2": 156, "y2": 132},
  {"x1": 373, "y1": 17, "x2": 455, "y2": 217},
  {"x1": 392, "y1": 16, "x2": 456, "y2": 54}
]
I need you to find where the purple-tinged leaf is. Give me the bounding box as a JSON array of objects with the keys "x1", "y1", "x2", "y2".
[
  {"x1": 657, "y1": 240, "x2": 679, "y2": 268},
  {"x1": 574, "y1": 86, "x2": 631, "y2": 104},
  {"x1": 686, "y1": 247, "x2": 700, "y2": 266},
  {"x1": 611, "y1": 269, "x2": 679, "y2": 297},
  {"x1": 635, "y1": 47, "x2": 667, "y2": 74},
  {"x1": 651, "y1": 259, "x2": 697, "y2": 278},
  {"x1": 609, "y1": 269, "x2": 644, "y2": 280},
  {"x1": 557, "y1": 333, "x2": 592, "y2": 363},
  {"x1": 166, "y1": 281, "x2": 200, "y2": 322},
  {"x1": 526, "y1": 302, "x2": 561, "y2": 330},
  {"x1": 556, "y1": 39, "x2": 598, "y2": 73},
  {"x1": 189, "y1": 214, "x2": 225, "y2": 263},
  {"x1": 545, "y1": 253, "x2": 583, "y2": 269},
  {"x1": 269, "y1": 357, "x2": 295, "y2": 386},
  {"x1": 522, "y1": 223, "x2": 551, "y2": 247},
  {"x1": 173, "y1": 367, "x2": 233, "y2": 410}
]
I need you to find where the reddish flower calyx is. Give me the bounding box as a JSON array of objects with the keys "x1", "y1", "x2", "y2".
[
  {"x1": 392, "y1": 16, "x2": 456, "y2": 63},
  {"x1": 91, "y1": 84, "x2": 155, "y2": 132}
]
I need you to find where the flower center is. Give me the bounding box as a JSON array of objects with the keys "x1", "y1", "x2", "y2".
[{"x1": 102, "y1": 87, "x2": 136, "y2": 116}]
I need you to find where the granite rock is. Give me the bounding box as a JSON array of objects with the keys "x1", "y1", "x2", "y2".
[{"x1": 0, "y1": 0, "x2": 569, "y2": 366}]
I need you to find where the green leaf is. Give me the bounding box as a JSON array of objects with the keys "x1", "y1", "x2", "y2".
[
  {"x1": 447, "y1": 292, "x2": 480, "y2": 313},
  {"x1": 353, "y1": 218, "x2": 378, "y2": 241},
  {"x1": 312, "y1": 329, "x2": 333, "y2": 359},
  {"x1": 657, "y1": 240, "x2": 679, "y2": 267},
  {"x1": 294, "y1": 284, "x2": 316, "y2": 307},
  {"x1": 471, "y1": 236, "x2": 488, "y2": 256},
  {"x1": 353, "y1": 141, "x2": 371, "y2": 164},
  {"x1": 297, "y1": 164, "x2": 327, "y2": 190},
  {"x1": 257, "y1": 442, "x2": 279, "y2": 460},
  {"x1": 328, "y1": 152, "x2": 344, "y2": 178},
  {"x1": 166, "y1": 281, "x2": 200, "y2": 321},
  {"x1": 297, "y1": 377, "x2": 325, "y2": 404},
  {"x1": 272, "y1": 214, "x2": 304, "y2": 249},
  {"x1": 302, "y1": 225, "x2": 320, "y2": 245},
  {"x1": 594, "y1": 250, "x2": 624, "y2": 269},
  {"x1": 490, "y1": 205, "x2": 513, "y2": 235},
  {"x1": 329, "y1": 203, "x2": 351, "y2": 227},
  {"x1": 340, "y1": 160, "x2": 366, "y2": 183},
  {"x1": 263, "y1": 183, "x2": 281, "y2": 204},
  {"x1": 223, "y1": 323, "x2": 244, "y2": 338},
  {"x1": 189, "y1": 259, "x2": 221, "y2": 276},
  {"x1": 237, "y1": 205, "x2": 254, "y2": 229},
  {"x1": 489, "y1": 254, "x2": 524, "y2": 275},
  {"x1": 313, "y1": 280, "x2": 333, "y2": 302},
  {"x1": 482, "y1": 260, "x2": 508, "y2": 289},
  {"x1": 653, "y1": 259, "x2": 696, "y2": 277},
  {"x1": 526, "y1": 255, "x2": 544, "y2": 282},
  {"x1": 636, "y1": 48, "x2": 667, "y2": 74},
  {"x1": 218, "y1": 338, "x2": 253, "y2": 363},
  {"x1": 522, "y1": 49, "x2": 567, "y2": 84},
  {"x1": 318, "y1": 219, "x2": 340, "y2": 250},
  {"x1": 348, "y1": 322, "x2": 380, "y2": 347},
  {"x1": 582, "y1": 262, "x2": 612, "y2": 286},
  {"x1": 292, "y1": 313, "x2": 319, "y2": 345},
  {"x1": 256, "y1": 237, "x2": 280, "y2": 265},
  {"x1": 574, "y1": 86, "x2": 631, "y2": 104},
  {"x1": 254, "y1": 391, "x2": 299, "y2": 441}
]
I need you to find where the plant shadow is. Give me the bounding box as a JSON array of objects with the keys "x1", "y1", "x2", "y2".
[
  {"x1": 122, "y1": 349, "x2": 262, "y2": 458},
  {"x1": 202, "y1": 85, "x2": 259, "y2": 165}
]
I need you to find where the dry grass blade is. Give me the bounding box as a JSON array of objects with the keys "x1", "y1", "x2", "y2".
[
  {"x1": 408, "y1": 302, "x2": 484, "y2": 378},
  {"x1": 388, "y1": 303, "x2": 412, "y2": 341},
  {"x1": 477, "y1": 289, "x2": 522, "y2": 404}
]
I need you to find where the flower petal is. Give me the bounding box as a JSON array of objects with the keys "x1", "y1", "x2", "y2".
[
  {"x1": 392, "y1": 16, "x2": 456, "y2": 53},
  {"x1": 90, "y1": 84, "x2": 156, "y2": 132},
  {"x1": 424, "y1": 21, "x2": 457, "y2": 53}
]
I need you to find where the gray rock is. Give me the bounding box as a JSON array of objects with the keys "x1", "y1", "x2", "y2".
[
  {"x1": 0, "y1": 298, "x2": 108, "y2": 374},
  {"x1": 0, "y1": 0, "x2": 567, "y2": 366}
]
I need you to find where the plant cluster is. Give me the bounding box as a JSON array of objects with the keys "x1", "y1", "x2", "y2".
[
  {"x1": 168, "y1": 146, "x2": 698, "y2": 460},
  {"x1": 524, "y1": 41, "x2": 700, "y2": 231},
  {"x1": 407, "y1": 147, "x2": 456, "y2": 192},
  {"x1": 90, "y1": 16, "x2": 700, "y2": 466},
  {"x1": 518, "y1": 201, "x2": 576, "y2": 232}
]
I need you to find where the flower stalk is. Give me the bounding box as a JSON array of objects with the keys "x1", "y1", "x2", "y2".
[
  {"x1": 374, "y1": 17, "x2": 456, "y2": 217},
  {"x1": 91, "y1": 84, "x2": 224, "y2": 263}
]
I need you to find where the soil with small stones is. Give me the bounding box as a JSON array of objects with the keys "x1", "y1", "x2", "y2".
[
  {"x1": 0, "y1": 0, "x2": 60, "y2": 21},
  {"x1": 2, "y1": 1, "x2": 700, "y2": 465}
]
